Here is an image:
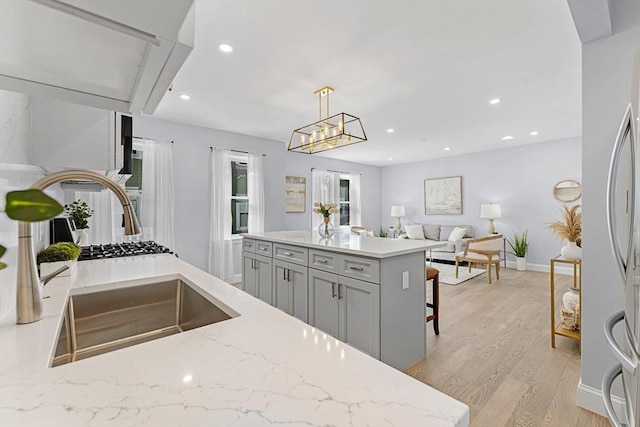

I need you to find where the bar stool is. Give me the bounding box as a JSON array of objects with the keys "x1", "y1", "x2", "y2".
[{"x1": 426, "y1": 266, "x2": 440, "y2": 335}]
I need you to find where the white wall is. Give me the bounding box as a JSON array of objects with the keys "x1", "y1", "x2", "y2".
[
  {"x1": 284, "y1": 151, "x2": 382, "y2": 231},
  {"x1": 578, "y1": 0, "x2": 640, "y2": 416},
  {"x1": 0, "y1": 90, "x2": 30, "y2": 164},
  {"x1": 380, "y1": 137, "x2": 581, "y2": 268},
  {"x1": 135, "y1": 116, "x2": 382, "y2": 275}
]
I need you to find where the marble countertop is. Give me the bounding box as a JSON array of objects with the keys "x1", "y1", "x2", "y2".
[
  {"x1": 0, "y1": 254, "x2": 468, "y2": 426},
  {"x1": 243, "y1": 230, "x2": 446, "y2": 258}
]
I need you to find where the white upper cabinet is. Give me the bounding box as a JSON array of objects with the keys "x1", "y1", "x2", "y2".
[{"x1": 0, "y1": 0, "x2": 194, "y2": 114}]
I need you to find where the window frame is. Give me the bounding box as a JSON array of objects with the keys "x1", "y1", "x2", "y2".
[{"x1": 230, "y1": 154, "x2": 249, "y2": 235}]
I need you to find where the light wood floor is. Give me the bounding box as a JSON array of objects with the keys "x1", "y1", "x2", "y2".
[{"x1": 405, "y1": 266, "x2": 610, "y2": 427}]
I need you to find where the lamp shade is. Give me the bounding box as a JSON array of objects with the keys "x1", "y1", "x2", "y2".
[
  {"x1": 391, "y1": 205, "x2": 405, "y2": 217},
  {"x1": 480, "y1": 204, "x2": 502, "y2": 219}
]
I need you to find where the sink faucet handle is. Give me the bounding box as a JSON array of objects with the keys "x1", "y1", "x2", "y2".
[{"x1": 40, "y1": 265, "x2": 70, "y2": 287}]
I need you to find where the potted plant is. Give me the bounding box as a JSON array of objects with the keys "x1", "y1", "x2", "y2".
[
  {"x1": 37, "y1": 242, "x2": 82, "y2": 277},
  {"x1": 378, "y1": 227, "x2": 388, "y2": 238},
  {"x1": 506, "y1": 230, "x2": 529, "y2": 271},
  {"x1": 546, "y1": 204, "x2": 582, "y2": 260},
  {"x1": 64, "y1": 199, "x2": 94, "y2": 246}
]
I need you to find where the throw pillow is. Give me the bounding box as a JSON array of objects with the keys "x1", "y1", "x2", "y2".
[
  {"x1": 448, "y1": 226, "x2": 467, "y2": 242},
  {"x1": 405, "y1": 225, "x2": 425, "y2": 240},
  {"x1": 422, "y1": 224, "x2": 440, "y2": 240}
]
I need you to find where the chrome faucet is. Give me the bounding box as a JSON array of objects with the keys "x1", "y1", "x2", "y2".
[{"x1": 16, "y1": 170, "x2": 140, "y2": 324}]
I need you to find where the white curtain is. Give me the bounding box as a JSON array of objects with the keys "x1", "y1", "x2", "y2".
[
  {"x1": 311, "y1": 169, "x2": 338, "y2": 231},
  {"x1": 75, "y1": 190, "x2": 120, "y2": 244},
  {"x1": 247, "y1": 152, "x2": 265, "y2": 233},
  {"x1": 141, "y1": 139, "x2": 175, "y2": 249},
  {"x1": 208, "y1": 148, "x2": 234, "y2": 281},
  {"x1": 350, "y1": 173, "x2": 362, "y2": 226}
]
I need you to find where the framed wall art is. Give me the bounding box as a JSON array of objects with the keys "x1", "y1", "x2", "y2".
[
  {"x1": 424, "y1": 176, "x2": 462, "y2": 215},
  {"x1": 285, "y1": 176, "x2": 306, "y2": 213}
]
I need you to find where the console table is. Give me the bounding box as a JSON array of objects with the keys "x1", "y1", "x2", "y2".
[{"x1": 550, "y1": 256, "x2": 582, "y2": 348}]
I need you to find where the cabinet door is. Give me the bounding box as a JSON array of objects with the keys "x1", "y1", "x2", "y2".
[
  {"x1": 274, "y1": 260, "x2": 289, "y2": 312},
  {"x1": 255, "y1": 255, "x2": 273, "y2": 305},
  {"x1": 338, "y1": 276, "x2": 380, "y2": 358},
  {"x1": 308, "y1": 269, "x2": 339, "y2": 338},
  {"x1": 242, "y1": 253, "x2": 257, "y2": 297},
  {"x1": 288, "y1": 262, "x2": 308, "y2": 322}
]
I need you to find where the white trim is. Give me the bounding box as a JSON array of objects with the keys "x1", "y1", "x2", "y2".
[
  {"x1": 229, "y1": 273, "x2": 242, "y2": 284},
  {"x1": 504, "y1": 260, "x2": 577, "y2": 275},
  {"x1": 577, "y1": 378, "x2": 628, "y2": 423}
]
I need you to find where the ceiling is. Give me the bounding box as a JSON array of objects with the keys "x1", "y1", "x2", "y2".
[{"x1": 151, "y1": 0, "x2": 582, "y2": 167}]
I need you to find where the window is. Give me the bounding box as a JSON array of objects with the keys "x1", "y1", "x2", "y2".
[
  {"x1": 231, "y1": 160, "x2": 248, "y2": 234},
  {"x1": 124, "y1": 149, "x2": 144, "y2": 224},
  {"x1": 339, "y1": 177, "x2": 350, "y2": 226}
]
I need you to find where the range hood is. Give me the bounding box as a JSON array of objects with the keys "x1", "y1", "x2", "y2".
[{"x1": 0, "y1": 0, "x2": 194, "y2": 114}]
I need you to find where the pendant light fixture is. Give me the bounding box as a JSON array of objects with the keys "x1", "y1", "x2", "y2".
[{"x1": 288, "y1": 86, "x2": 367, "y2": 154}]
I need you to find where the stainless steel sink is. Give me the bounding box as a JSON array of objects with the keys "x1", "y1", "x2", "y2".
[{"x1": 51, "y1": 278, "x2": 237, "y2": 367}]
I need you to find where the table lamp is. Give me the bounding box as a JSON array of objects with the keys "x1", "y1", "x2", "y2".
[
  {"x1": 480, "y1": 203, "x2": 502, "y2": 234},
  {"x1": 391, "y1": 205, "x2": 405, "y2": 233}
]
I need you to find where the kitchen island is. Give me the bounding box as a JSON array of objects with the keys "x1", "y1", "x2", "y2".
[
  {"x1": 242, "y1": 231, "x2": 446, "y2": 370},
  {"x1": 0, "y1": 254, "x2": 468, "y2": 426}
]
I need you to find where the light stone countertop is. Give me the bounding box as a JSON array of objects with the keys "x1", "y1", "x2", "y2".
[
  {"x1": 243, "y1": 230, "x2": 446, "y2": 258},
  {"x1": 0, "y1": 254, "x2": 469, "y2": 426}
]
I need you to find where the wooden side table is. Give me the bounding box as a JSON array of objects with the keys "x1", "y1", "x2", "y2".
[{"x1": 550, "y1": 256, "x2": 582, "y2": 348}]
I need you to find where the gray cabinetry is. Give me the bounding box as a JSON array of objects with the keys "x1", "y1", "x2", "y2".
[
  {"x1": 242, "y1": 239, "x2": 273, "y2": 304},
  {"x1": 308, "y1": 268, "x2": 380, "y2": 358},
  {"x1": 273, "y1": 260, "x2": 308, "y2": 322}
]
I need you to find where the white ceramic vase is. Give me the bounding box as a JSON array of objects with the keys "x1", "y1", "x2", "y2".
[
  {"x1": 39, "y1": 260, "x2": 77, "y2": 278},
  {"x1": 516, "y1": 257, "x2": 527, "y2": 271},
  {"x1": 562, "y1": 287, "x2": 580, "y2": 312},
  {"x1": 77, "y1": 228, "x2": 90, "y2": 246},
  {"x1": 560, "y1": 241, "x2": 582, "y2": 260}
]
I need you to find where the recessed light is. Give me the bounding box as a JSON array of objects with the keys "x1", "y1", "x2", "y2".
[
  {"x1": 179, "y1": 94, "x2": 191, "y2": 100},
  {"x1": 530, "y1": 131, "x2": 539, "y2": 136},
  {"x1": 444, "y1": 147, "x2": 450, "y2": 151},
  {"x1": 386, "y1": 128, "x2": 395, "y2": 133},
  {"x1": 218, "y1": 43, "x2": 233, "y2": 53},
  {"x1": 388, "y1": 157, "x2": 393, "y2": 160},
  {"x1": 501, "y1": 135, "x2": 514, "y2": 140},
  {"x1": 489, "y1": 98, "x2": 501, "y2": 105}
]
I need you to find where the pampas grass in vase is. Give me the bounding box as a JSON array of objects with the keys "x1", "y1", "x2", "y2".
[{"x1": 547, "y1": 204, "x2": 582, "y2": 260}]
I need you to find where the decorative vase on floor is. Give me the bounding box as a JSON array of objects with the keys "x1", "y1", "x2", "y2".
[
  {"x1": 76, "y1": 228, "x2": 90, "y2": 246},
  {"x1": 561, "y1": 241, "x2": 582, "y2": 260},
  {"x1": 516, "y1": 257, "x2": 527, "y2": 271},
  {"x1": 318, "y1": 217, "x2": 335, "y2": 238},
  {"x1": 561, "y1": 287, "x2": 580, "y2": 330}
]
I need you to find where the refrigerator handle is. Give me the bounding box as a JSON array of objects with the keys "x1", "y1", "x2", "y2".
[
  {"x1": 604, "y1": 310, "x2": 638, "y2": 375},
  {"x1": 602, "y1": 363, "x2": 626, "y2": 427},
  {"x1": 606, "y1": 102, "x2": 636, "y2": 280}
]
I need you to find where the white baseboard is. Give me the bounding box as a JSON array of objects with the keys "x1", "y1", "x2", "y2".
[
  {"x1": 504, "y1": 260, "x2": 576, "y2": 275},
  {"x1": 577, "y1": 378, "x2": 627, "y2": 423}
]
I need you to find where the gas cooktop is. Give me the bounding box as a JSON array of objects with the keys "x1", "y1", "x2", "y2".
[{"x1": 78, "y1": 241, "x2": 173, "y2": 261}]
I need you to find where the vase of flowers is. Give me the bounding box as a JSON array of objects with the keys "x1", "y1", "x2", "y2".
[
  {"x1": 546, "y1": 204, "x2": 582, "y2": 260},
  {"x1": 313, "y1": 202, "x2": 338, "y2": 238}
]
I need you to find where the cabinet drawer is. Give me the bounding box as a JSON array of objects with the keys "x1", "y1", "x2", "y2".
[
  {"x1": 273, "y1": 244, "x2": 308, "y2": 266},
  {"x1": 242, "y1": 238, "x2": 256, "y2": 253},
  {"x1": 309, "y1": 249, "x2": 339, "y2": 273},
  {"x1": 338, "y1": 255, "x2": 380, "y2": 284},
  {"x1": 255, "y1": 241, "x2": 273, "y2": 257}
]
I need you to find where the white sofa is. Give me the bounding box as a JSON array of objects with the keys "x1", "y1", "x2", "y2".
[{"x1": 403, "y1": 224, "x2": 474, "y2": 262}]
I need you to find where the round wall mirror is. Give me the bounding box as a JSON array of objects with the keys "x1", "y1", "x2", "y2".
[{"x1": 553, "y1": 180, "x2": 582, "y2": 202}]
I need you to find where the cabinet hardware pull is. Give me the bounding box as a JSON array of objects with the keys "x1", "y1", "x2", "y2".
[
  {"x1": 317, "y1": 259, "x2": 328, "y2": 264},
  {"x1": 283, "y1": 268, "x2": 286, "y2": 280},
  {"x1": 349, "y1": 266, "x2": 364, "y2": 271},
  {"x1": 283, "y1": 251, "x2": 293, "y2": 256},
  {"x1": 286, "y1": 269, "x2": 290, "y2": 281},
  {"x1": 338, "y1": 283, "x2": 343, "y2": 300},
  {"x1": 259, "y1": 247, "x2": 267, "y2": 251},
  {"x1": 331, "y1": 282, "x2": 336, "y2": 298}
]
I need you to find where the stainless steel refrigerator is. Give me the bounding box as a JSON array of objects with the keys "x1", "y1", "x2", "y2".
[{"x1": 603, "y1": 102, "x2": 639, "y2": 427}]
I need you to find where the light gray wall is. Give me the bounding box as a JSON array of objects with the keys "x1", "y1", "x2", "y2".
[
  {"x1": 380, "y1": 137, "x2": 582, "y2": 267},
  {"x1": 135, "y1": 116, "x2": 382, "y2": 273},
  {"x1": 579, "y1": 0, "x2": 640, "y2": 407},
  {"x1": 284, "y1": 151, "x2": 382, "y2": 231},
  {"x1": 0, "y1": 90, "x2": 30, "y2": 164}
]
